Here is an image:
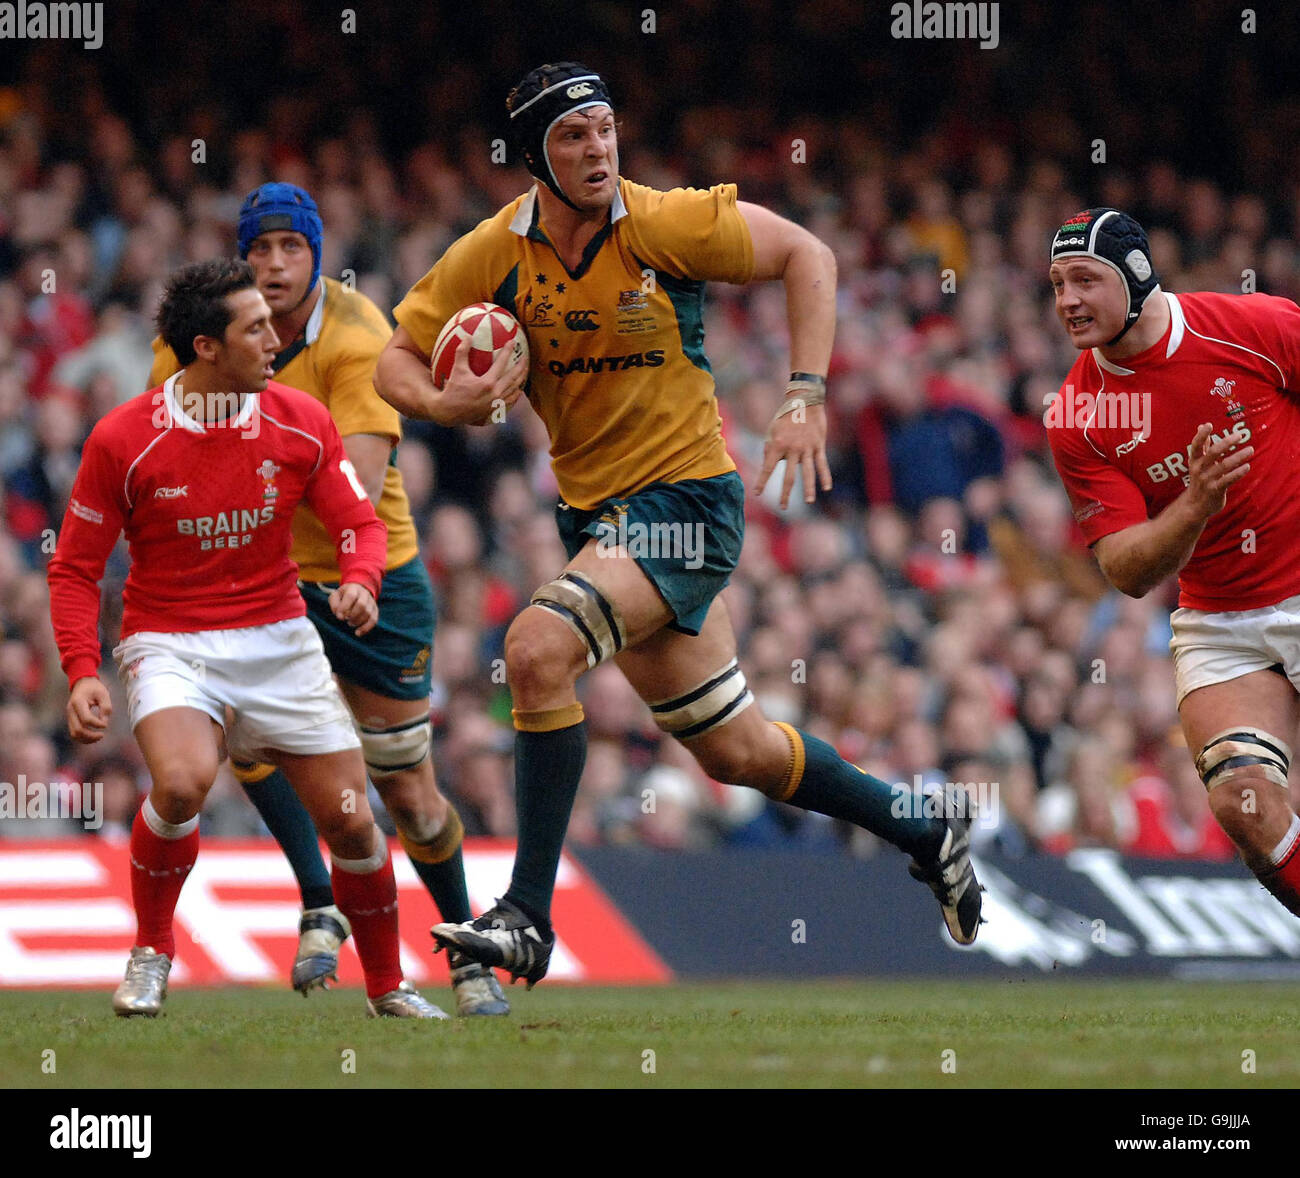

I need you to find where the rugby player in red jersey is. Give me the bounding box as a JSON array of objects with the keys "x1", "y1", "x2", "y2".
[
  {"x1": 47, "y1": 259, "x2": 446, "y2": 1018},
  {"x1": 1046, "y1": 207, "x2": 1300, "y2": 917}
]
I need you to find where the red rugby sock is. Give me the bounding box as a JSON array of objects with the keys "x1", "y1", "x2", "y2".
[
  {"x1": 128, "y1": 800, "x2": 199, "y2": 959},
  {"x1": 1259, "y1": 816, "x2": 1300, "y2": 918},
  {"x1": 331, "y1": 841, "x2": 403, "y2": 999}
]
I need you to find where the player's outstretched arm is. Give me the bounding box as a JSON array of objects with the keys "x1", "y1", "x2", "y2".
[
  {"x1": 1094, "y1": 423, "x2": 1253, "y2": 597},
  {"x1": 739, "y1": 201, "x2": 837, "y2": 508},
  {"x1": 375, "y1": 325, "x2": 525, "y2": 426}
]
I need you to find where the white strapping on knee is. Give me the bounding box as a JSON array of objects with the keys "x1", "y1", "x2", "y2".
[
  {"x1": 330, "y1": 827, "x2": 389, "y2": 874},
  {"x1": 1195, "y1": 727, "x2": 1292, "y2": 791},
  {"x1": 141, "y1": 795, "x2": 199, "y2": 840},
  {"x1": 1268, "y1": 814, "x2": 1300, "y2": 867}
]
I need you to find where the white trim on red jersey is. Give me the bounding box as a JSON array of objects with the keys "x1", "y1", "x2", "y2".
[
  {"x1": 260, "y1": 410, "x2": 326, "y2": 477},
  {"x1": 122, "y1": 430, "x2": 170, "y2": 510},
  {"x1": 1166, "y1": 292, "x2": 1186, "y2": 356},
  {"x1": 1170, "y1": 292, "x2": 1287, "y2": 386}
]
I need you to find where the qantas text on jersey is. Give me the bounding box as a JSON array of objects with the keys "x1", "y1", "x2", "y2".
[
  {"x1": 47, "y1": 377, "x2": 387, "y2": 684},
  {"x1": 1047, "y1": 291, "x2": 1300, "y2": 612}
]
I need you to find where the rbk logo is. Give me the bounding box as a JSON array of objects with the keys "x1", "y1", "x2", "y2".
[
  {"x1": 154, "y1": 485, "x2": 189, "y2": 498},
  {"x1": 564, "y1": 309, "x2": 600, "y2": 331}
]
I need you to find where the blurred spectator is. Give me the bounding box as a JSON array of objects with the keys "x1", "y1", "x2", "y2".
[{"x1": 1127, "y1": 730, "x2": 1236, "y2": 860}]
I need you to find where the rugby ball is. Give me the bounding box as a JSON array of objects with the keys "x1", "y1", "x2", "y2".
[{"x1": 430, "y1": 303, "x2": 528, "y2": 389}]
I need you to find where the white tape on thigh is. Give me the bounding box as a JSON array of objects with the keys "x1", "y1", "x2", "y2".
[
  {"x1": 646, "y1": 658, "x2": 755, "y2": 740},
  {"x1": 530, "y1": 570, "x2": 627, "y2": 668}
]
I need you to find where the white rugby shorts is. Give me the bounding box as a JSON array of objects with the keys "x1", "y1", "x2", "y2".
[
  {"x1": 113, "y1": 616, "x2": 359, "y2": 760},
  {"x1": 1169, "y1": 593, "x2": 1300, "y2": 706}
]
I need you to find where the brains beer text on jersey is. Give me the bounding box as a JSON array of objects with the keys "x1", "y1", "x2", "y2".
[
  {"x1": 176, "y1": 504, "x2": 276, "y2": 549},
  {"x1": 1146, "y1": 420, "x2": 1252, "y2": 485}
]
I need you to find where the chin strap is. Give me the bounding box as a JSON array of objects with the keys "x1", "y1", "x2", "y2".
[{"x1": 1105, "y1": 320, "x2": 1136, "y2": 346}]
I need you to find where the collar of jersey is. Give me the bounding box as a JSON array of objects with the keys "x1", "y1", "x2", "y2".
[
  {"x1": 1090, "y1": 291, "x2": 1182, "y2": 376},
  {"x1": 304, "y1": 278, "x2": 326, "y2": 345},
  {"x1": 509, "y1": 183, "x2": 628, "y2": 280},
  {"x1": 164, "y1": 371, "x2": 259, "y2": 433},
  {"x1": 272, "y1": 279, "x2": 325, "y2": 373}
]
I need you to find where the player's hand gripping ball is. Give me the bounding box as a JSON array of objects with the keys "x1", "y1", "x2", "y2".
[{"x1": 430, "y1": 303, "x2": 529, "y2": 389}]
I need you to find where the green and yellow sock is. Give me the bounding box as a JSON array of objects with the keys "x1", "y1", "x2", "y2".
[
  {"x1": 773, "y1": 724, "x2": 943, "y2": 857},
  {"x1": 503, "y1": 702, "x2": 587, "y2": 930}
]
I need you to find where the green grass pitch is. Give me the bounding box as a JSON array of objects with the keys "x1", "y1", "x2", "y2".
[{"x1": 3, "y1": 980, "x2": 1296, "y2": 1089}]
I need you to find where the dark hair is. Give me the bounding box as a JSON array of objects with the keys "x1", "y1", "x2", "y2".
[{"x1": 156, "y1": 258, "x2": 257, "y2": 365}]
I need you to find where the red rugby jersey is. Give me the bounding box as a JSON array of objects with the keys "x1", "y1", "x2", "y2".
[
  {"x1": 1047, "y1": 292, "x2": 1300, "y2": 611},
  {"x1": 48, "y1": 376, "x2": 388, "y2": 683}
]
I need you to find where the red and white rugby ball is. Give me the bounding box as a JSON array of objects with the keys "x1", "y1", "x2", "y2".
[{"x1": 430, "y1": 303, "x2": 528, "y2": 389}]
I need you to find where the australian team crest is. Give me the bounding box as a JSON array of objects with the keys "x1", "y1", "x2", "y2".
[{"x1": 615, "y1": 287, "x2": 656, "y2": 335}]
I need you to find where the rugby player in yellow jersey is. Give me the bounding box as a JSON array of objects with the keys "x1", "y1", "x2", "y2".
[
  {"x1": 150, "y1": 183, "x2": 507, "y2": 1015},
  {"x1": 377, "y1": 64, "x2": 984, "y2": 987}
]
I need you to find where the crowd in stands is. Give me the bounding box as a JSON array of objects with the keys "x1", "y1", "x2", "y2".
[{"x1": 2, "y1": 3, "x2": 1293, "y2": 863}]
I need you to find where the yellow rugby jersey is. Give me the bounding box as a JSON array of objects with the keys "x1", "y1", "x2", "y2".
[
  {"x1": 394, "y1": 179, "x2": 755, "y2": 510},
  {"x1": 149, "y1": 277, "x2": 418, "y2": 581}
]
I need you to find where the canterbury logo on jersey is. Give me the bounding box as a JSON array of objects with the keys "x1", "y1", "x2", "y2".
[
  {"x1": 564, "y1": 309, "x2": 600, "y2": 330},
  {"x1": 547, "y1": 350, "x2": 666, "y2": 376}
]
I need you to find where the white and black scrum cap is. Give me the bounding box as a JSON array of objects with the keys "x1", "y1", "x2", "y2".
[{"x1": 1051, "y1": 207, "x2": 1160, "y2": 343}]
